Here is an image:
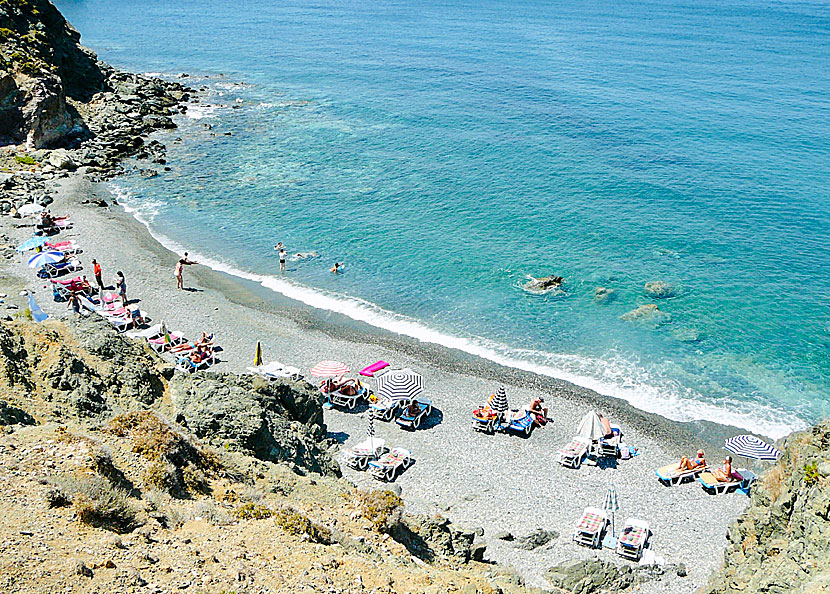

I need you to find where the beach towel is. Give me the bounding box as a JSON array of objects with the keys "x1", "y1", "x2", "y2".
[
  {"x1": 620, "y1": 445, "x2": 630, "y2": 459},
  {"x1": 619, "y1": 524, "x2": 647, "y2": 547},
  {"x1": 28, "y1": 294, "x2": 48, "y2": 322},
  {"x1": 576, "y1": 511, "x2": 605, "y2": 533}
]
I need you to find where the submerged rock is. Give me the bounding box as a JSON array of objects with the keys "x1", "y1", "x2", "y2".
[
  {"x1": 523, "y1": 275, "x2": 565, "y2": 295},
  {"x1": 620, "y1": 304, "x2": 671, "y2": 327},
  {"x1": 593, "y1": 286, "x2": 615, "y2": 303},
  {"x1": 644, "y1": 280, "x2": 677, "y2": 298}
]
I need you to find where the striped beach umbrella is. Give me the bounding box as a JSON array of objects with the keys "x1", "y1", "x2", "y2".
[
  {"x1": 27, "y1": 250, "x2": 63, "y2": 268},
  {"x1": 16, "y1": 235, "x2": 48, "y2": 252},
  {"x1": 376, "y1": 368, "x2": 424, "y2": 403},
  {"x1": 311, "y1": 360, "x2": 350, "y2": 377},
  {"x1": 604, "y1": 482, "x2": 620, "y2": 540},
  {"x1": 724, "y1": 435, "x2": 781, "y2": 461},
  {"x1": 491, "y1": 386, "x2": 509, "y2": 414},
  {"x1": 254, "y1": 341, "x2": 263, "y2": 367},
  {"x1": 367, "y1": 409, "x2": 375, "y2": 437}
]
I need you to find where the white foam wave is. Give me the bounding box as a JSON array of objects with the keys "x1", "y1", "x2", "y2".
[
  {"x1": 184, "y1": 104, "x2": 223, "y2": 119},
  {"x1": 114, "y1": 190, "x2": 804, "y2": 439}
]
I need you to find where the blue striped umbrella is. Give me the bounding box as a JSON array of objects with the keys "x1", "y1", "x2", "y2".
[
  {"x1": 376, "y1": 368, "x2": 424, "y2": 403},
  {"x1": 27, "y1": 251, "x2": 64, "y2": 268},
  {"x1": 16, "y1": 235, "x2": 48, "y2": 252},
  {"x1": 724, "y1": 435, "x2": 781, "y2": 461},
  {"x1": 604, "y1": 482, "x2": 620, "y2": 537}
]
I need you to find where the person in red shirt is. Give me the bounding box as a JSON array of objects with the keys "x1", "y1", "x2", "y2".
[{"x1": 91, "y1": 259, "x2": 104, "y2": 292}]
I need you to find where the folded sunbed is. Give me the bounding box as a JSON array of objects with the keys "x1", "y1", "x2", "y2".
[
  {"x1": 342, "y1": 437, "x2": 387, "y2": 471},
  {"x1": 616, "y1": 518, "x2": 650, "y2": 561},
  {"x1": 655, "y1": 462, "x2": 709, "y2": 486},
  {"x1": 369, "y1": 447, "x2": 413, "y2": 481},
  {"x1": 557, "y1": 436, "x2": 590, "y2": 469},
  {"x1": 573, "y1": 506, "x2": 608, "y2": 549},
  {"x1": 698, "y1": 469, "x2": 756, "y2": 495}
]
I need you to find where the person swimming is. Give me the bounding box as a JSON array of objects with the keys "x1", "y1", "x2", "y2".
[{"x1": 330, "y1": 262, "x2": 343, "y2": 273}]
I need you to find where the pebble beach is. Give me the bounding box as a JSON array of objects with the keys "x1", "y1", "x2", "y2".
[{"x1": 0, "y1": 173, "x2": 751, "y2": 592}]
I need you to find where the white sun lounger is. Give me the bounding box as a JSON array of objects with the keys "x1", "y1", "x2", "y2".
[
  {"x1": 369, "y1": 447, "x2": 413, "y2": 482},
  {"x1": 247, "y1": 361, "x2": 303, "y2": 381},
  {"x1": 126, "y1": 323, "x2": 163, "y2": 340},
  {"x1": 342, "y1": 437, "x2": 387, "y2": 471},
  {"x1": 616, "y1": 518, "x2": 650, "y2": 561},
  {"x1": 573, "y1": 506, "x2": 608, "y2": 549},
  {"x1": 557, "y1": 436, "x2": 590, "y2": 469}
]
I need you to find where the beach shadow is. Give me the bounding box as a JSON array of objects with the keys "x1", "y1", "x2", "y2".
[
  {"x1": 597, "y1": 457, "x2": 619, "y2": 470},
  {"x1": 326, "y1": 431, "x2": 349, "y2": 444},
  {"x1": 182, "y1": 287, "x2": 203, "y2": 292},
  {"x1": 418, "y1": 406, "x2": 444, "y2": 430}
]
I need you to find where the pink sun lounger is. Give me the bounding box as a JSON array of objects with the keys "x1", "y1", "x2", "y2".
[{"x1": 360, "y1": 360, "x2": 389, "y2": 377}]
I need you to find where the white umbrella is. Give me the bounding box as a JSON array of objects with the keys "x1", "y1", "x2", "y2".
[
  {"x1": 18, "y1": 203, "x2": 44, "y2": 216},
  {"x1": 27, "y1": 250, "x2": 64, "y2": 268},
  {"x1": 577, "y1": 410, "x2": 605, "y2": 441}
]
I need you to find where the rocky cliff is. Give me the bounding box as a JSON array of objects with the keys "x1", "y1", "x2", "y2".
[{"x1": 702, "y1": 422, "x2": 830, "y2": 594}]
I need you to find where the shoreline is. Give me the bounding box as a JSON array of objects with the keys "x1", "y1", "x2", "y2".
[{"x1": 1, "y1": 173, "x2": 751, "y2": 591}]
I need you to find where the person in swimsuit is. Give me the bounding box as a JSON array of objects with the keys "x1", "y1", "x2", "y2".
[
  {"x1": 678, "y1": 449, "x2": 706, "y2": 471},
  {"x1": 115, "y1": 271, "x2": 127, "y2": 304},
  {"x1": 528, "y1": 397, "x2": 548, "y2": 426},
  {"x1": 176, "y1": 252, "x2": 198, "y2": 290},
  {"x1": 330, "y1": 262, "x2": 342, "y2": 273},
  {"x1": 713, "y1": 456, "x2": 734, "y2": 482}
]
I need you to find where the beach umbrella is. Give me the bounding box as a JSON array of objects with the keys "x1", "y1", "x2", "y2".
[
  {"x1": 254, "y1": 341, "x2": 263, "y2": 367},
  {"x1": 577, "y1": 410, "x2": 605, "y2": 441},
  {"x1": 311, "y1": 360, "x2": 350, "y2": 377},
  {"x1": 376, "y1": 368, "x2": 424, "y2": 403},
  {"x1": 604, "y1": 483, "x2": 620, "y2": 537},
  {"x1": 18, "y1": 203, "x2": 44, "y2": 216},
  {"x1": 367, "y1": 409, "x2": 375, "y2": 438},
  {"x1": 491, "y1": 386, "x2": 509, "y2": 414},
  {"x1": 724, "y1": 435, "x2": 781, "y2": 462},
  {"x1": 16, "y1": 235, "x2": 48, "y2": 252},
  {"x1": 27, "y1": 294, "x2": 48, "y2": 323},
  {"x1": 27, "y1": 250, "x2": 63, "y2": 268}
]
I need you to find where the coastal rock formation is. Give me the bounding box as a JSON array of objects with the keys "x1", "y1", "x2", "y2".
[
  {"x1": 703, "y1": 422, "x2": 830, "y2": 593},
  {"x1": 644, "y1": 280, "x2": 677, "y2": 299},
  {"x1": 593, "y1": 286, "x2": 615, "y2": 303},
  {"x1": 169, "y1": 373, "x2": 339, "y2": 477},
  {"x1": 620, "y1": 303, "x2": 671, "y2": 327},
  {"x1": 392, "y1": 515, "x2": 482, "y2": 563},
  {"x1": 523, "y1": 275, "x2": 565, "y2": 295},
  {"x1": 545, "y1": 559, "x2": 685, "y2": 593}
]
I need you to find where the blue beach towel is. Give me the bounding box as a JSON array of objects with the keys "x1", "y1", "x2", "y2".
[{"x1": 28, "y1": 294, "x2": 48, "y2": 323}]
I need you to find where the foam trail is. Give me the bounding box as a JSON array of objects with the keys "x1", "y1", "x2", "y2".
[{"x1": 115, "y1": 185, "x2": 803, "y2": 439}]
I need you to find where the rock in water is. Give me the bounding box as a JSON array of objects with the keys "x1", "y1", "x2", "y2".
[
  {"x1": 594, "y1": 286, "x2": 615, "y2": 303},
  {"x1": 644, "y1": 280, "x2": 677, "y2": 298},
  {"x1": 523, "y1": 275, "x2": 565, "y2": 295},
  {"x1": 620, "y1": 304, "x2": 671, "y2": 327}
]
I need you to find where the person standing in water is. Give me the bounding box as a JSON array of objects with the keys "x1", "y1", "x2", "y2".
[
  {"x1": 91, "y1": 259, "x2": 104, "y2": 292},
  {"x1": 175, "y1": 252, "x2": 198, "y2": 290},
  {"x1": 274, "y1": 242, "x2": 287, "y2": 272},
  {"x1": 330, "y1": 262, "x2": 342, "y2": 273}
]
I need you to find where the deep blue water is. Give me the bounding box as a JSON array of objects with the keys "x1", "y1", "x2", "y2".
[{"x1": 56, "y1": 0, "x2": 830, "y2": 437}]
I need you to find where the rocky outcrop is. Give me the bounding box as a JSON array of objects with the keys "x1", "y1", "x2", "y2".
[
  {"x1": 169, "y1": 373, "x2": 339, "y2": 477},
  {"x1": 0, "y1": 399, "x2": 34, "y2": 425},
  {"x1": 392, "y1": 515, "x2": 483, "y2": 563},
  {"x1": 545, "y1": 559, "x2": 686, "y2": 593},
  {"x1": 644, "y1": 280, "x2": 677, "y2": 299},
  {"x1": 703, "y1": 422, "x2": 830, "y2": 594},
  {"x1": 619, "y1": 303, "x2": 671, "y2": 327},
  {"x1": 523, "y1": 275, "x2": 565, "y2": 295}
]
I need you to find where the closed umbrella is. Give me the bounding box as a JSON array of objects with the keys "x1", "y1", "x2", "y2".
[
  {"x1": 27, "y1": 250, "x2": 63, "y2": 268},
  {"x1": 491, "y1": 386, "x2": 509, "y2": 414},
  {"x1": 311, "y1": 360, "x2": 350, "y2": 377},
  {"x1": 254, "y1": 341, "x2": 263, "y2": 366},
  {"x1": 367, "y1": 409, "x2": 375, "y2": 437},
  {"x1": 18, "y1": 203, "x2": 44, "y2": 216},
  {"x1": 577, "y1": 410, "x2": 605, "y2": 441},
  {"x1": 603, "y1": 482, "x2": 620, "y2": 548},
  {"x1": 376, "y1": 368, "x2": 424, "y2": 403},
  {"x1": 16, "y1": 235, "x2": 48, "y2": 252},
  {"x1": 724, "y1": 435, "x2": 781, "y2": 464}
]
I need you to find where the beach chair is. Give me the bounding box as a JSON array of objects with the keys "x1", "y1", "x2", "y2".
[
  {"x1": 368, "y1": 447, "x2": 413, "y2": 481},
  {"x1": 126, "y1": 323, "x2": 163, "y2": 341},
  {"x1": 248, "y1": 361, "x2": 303, "y2": 381},
  {"x1": 557, "y1": 436, "x2": 590, "y2": 469},
  {"x1": 655, "y1": 462, "x2": 709, "y2": 486},
  {"x1": 698, "y1": 469, "x2": 756, "y2": 495},
  {"x1": 369, "y1": 394, "x2": 407, "y2": 421},
  {"x1": 45, "y1": 240, "x2": 81, "y2": 255},
  {"x1": 506, "y1": 409, "x2": 535, "y2": 436},
  {"x1": 342, "y1": 437, "x2": 387, "y2": 470},
  {"x1": 599, "y1": 424, "x2": 623, "y2": 457},
  {"x1": 50, "y1": 277, "x2": 91, "y2": 301},
  {"x1": 471, "y1": 405, "x2": 500, "y2": 434},
  {"x1": 37, "y1": 259, "x2": 79, "y2": 279},
  {"x1": 148, "y1": 331, "x2": 187, "y2": 352},
  {"x1": 616, "y1": 519, "x2": 650, "y2": 561},
  {"x1": 175, "y1": 349, "x2": 215, "y2": 374},
  {"x1": 360, "y1": 360, "x2": 389, "y2": 377},
  {"x1": 572, "y1": 507, "x2": 608, "y2": 549},
  {"x1": 395, "y1": 398, "x2": 432, "y2": 429},
  {"x1": 100, "y1": 311, "x2": 134, "y2": 333},
  {"x1": 324, "y1": 378, "x2": 367, "y2": 411}
]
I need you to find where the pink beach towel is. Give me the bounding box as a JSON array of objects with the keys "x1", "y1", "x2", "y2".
[{"x1": 360, "y1": 360, "x2": 389, "y2": 377}]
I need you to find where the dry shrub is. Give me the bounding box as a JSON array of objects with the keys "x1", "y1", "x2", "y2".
[
  {"x1": 143, "y1": 459, "x2": 181, "y2": 494},
  {"x1": 273, "y1": 506, "x2": 332, "y2": 544},
  {"x1": 50, "y1": 474, "x2": 138, "y2": 533},
  {"x1": 358, "y1": 490, "x2": 403, "y2": 533},
  {"x1": 764, "y1": 465, "x2": 786, "y2": 502},
  {"x1": 235, "y1": 502, "x2": 273, "y2": 520}
]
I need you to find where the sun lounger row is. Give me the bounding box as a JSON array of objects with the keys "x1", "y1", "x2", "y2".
[
  {"x1": 572, "y1": 507, "x2": 650, "y2": 561},
  {"x1": 655, "y1": 463, "x2": 756, "y2": 494},
  {"x1": 247, "y1": 361, "x2": 302, "y2": 381}
]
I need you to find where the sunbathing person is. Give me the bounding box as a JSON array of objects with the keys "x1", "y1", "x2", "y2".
[
  {"x1": 339, "y1": 380, "x2": 360, "y2": 396},
  {"x1": 528, "y1": 396, "x2": 548, "y2": 426},
  {"x1": 189, "y1": 345, "x2": 211, "y2": 364},
  {"x1": 405, "y1": 400, "x2": 421, "y2": 417},
  {"x1": 713, "y1": 456, "x2": 734, "y2": 482},
  {"x1": 598, "y1": 413, "x2": 614, "y2": 438},
  {"x1": 677, "y1": 449, "x2": 706, "y2": 471}
]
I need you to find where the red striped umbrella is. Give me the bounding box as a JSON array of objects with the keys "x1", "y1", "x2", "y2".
[{"x1": 311, "y1": 360, "x2": 350, "y2": 377}]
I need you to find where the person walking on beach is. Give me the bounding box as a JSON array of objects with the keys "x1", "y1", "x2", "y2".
[
  {"x1": 274, "y1": 242, "x2": 287, "y2": 272},
  {"x1": 115, "y1": 271, "x2": 127, "y2": 304},
  {"x1": 175, "y1": 252, "x2": 198, "y2": 290},
  {"x1": 91, "y1": 259, "x2": 104, "y2": 292}
]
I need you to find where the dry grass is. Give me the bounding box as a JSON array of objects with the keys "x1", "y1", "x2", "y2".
[
  {"x1": 48, "y1": 473, "x2": 138, "y2": 533},
  {"x1": 763, "y1": 465, "x2": 786, "y2": 503},
  {"x1": 273, "y1": 506, "x2": 332, "y2": 544},
  {"x1": 358, "y1": 490, "x2": 403, "y2": 533}
]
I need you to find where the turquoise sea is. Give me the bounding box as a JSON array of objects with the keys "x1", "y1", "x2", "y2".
[{"x1": 56, "y1": 0, "x2": 830, "y2": 437}]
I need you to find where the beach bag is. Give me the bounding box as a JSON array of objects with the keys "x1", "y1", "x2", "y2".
[{"x1": 620, "y1": 445, "x2": 630, "y2": 460}]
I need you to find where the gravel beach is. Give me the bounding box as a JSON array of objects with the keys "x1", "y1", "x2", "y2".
[{"x1": 1, "y1": 174, "x2": 750, "y2": 592}]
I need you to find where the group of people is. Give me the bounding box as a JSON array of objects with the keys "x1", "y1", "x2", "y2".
[
  {"x1": 677, "y1": 449, "x2": 735, "y2": 482},
  {"x1": 274, "y1": 242, "x2": 341, "y2": 274}
]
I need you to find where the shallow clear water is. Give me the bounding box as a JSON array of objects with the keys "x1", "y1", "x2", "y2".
[{"x1": 56, "y1": 0, "x2": 830, "y2": 437}]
